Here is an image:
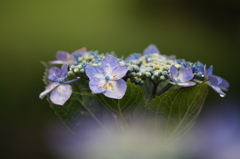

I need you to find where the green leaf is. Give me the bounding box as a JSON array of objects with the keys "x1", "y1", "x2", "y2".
[
  {"x1": 73, "y1": 91, "x2": 96, "y2": 97},
  {"x1": 40, "y1": 61, "x2": 51, "y2": 85},
  {"x1": 47, "y1": 80, "x2": 113, "y2": 135},
  {"x1": 47, "y1": 91, "x2": 103, "y2": 134},
  {"x1": 96, "y1": 82, "x2": 144, "y2": 116},
  {"x1": 144, "y1": 82, "x2": 208, "y2": 139}
]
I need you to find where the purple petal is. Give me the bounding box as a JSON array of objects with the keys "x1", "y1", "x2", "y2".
[
  {"x1": 61, "y1": 63, "x2": 68, "y2": 78},
  {"x1": 207, "y1": 65, "x2": 213, "y2": 77},
  {"x1": 101, "y1": 55, "x2": 120, "y2": 75},
  {"x1": 50, "y1": 84, "x2": 72, "y2": 106},
  {"x1": 64, "y1": 77, "x2": 80, "y2": 84},
  {"x1": 103, "y1": 79, "x2": 127, "y2": 99},
  {"x1": 208, "y1": 76, "x2": 220, "y2": 86},
  {"x1": 72, "y1": 47, "x2": 87, "y2": 56},
  {"x1": 89, "y1": 78, "x2": 106, "y2": 94},
  {"x1": 126, "y1": 54, "x2": 141, "y2": 61},
  {"x1": 212, "y1": 75, "x2": 223, "y2": 85},
  {"x1": 49, "y1": 60, "x2": 66, "y2": 64},
  {"x1": 48, "y1": 67, "x2": 61, "y2": 81},
  {"x1": 56, "y1": 51, "x2": 70, "y2": 61},
  {"x1": 71, "y1": 47, "x2": 90, "y2": 61},
  {"x1": 111, "y1": 66, "x2": 128, "y2": 80},
  {"x1": 203, "y1": 65, "x2": 208, "y2": 79},
  {"x1": 178, "y1": 67, "x2": 194, "y2": 82},
  {"x1": 177, "y1": 81, "x2": 196, "y2": 87},
  {"x1": 210, "y1": 85, "x2": 226, "y2": 96},
  {"x1": 143, "y1": 44, "x2": 160, "y2": 55},
  {"x1": 167, "y1": 74, "x2": 177, "y2": 83},
  {"x1": 85, "y1": 65, "x2": 105, "y2": 80},
  {"x1": 170, "y1": 65, "x2": 179, "y2": 79},
  {"x1": 39, "y1": 82, "x2": 60, "y2": 99},
  {"x1": 218, "y1": 78, "x2": 229, "y2": 91}
]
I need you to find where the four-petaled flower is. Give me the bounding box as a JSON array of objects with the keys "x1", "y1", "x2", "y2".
[
  {"x1": 39, "y1": 64, "x2": 80, "y2": 105},
  {"x1": 204, "y1": 65, "x2": 229, "y2": 97},
  {"x1": 86, "y1": 55, "x2": 128, "y2": 99},
  {"x1": 168, "y1": 65, "x2": 196, "y2": 87},
  {"x1": 50, "y1": 47, "x2": 90, "y2": 64}
]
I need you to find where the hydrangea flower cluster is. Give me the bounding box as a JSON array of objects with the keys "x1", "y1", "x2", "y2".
[{"x1": 40, "y1": 45, "x2": 229, "y2": 105}]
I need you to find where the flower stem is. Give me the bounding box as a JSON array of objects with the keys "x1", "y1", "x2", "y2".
[
  {"x1": 149, "y1": 79, "x2": 160, "y2": 102},
  {"x1": 156, "y1": 83, "x2": 172, "y2": 96}
]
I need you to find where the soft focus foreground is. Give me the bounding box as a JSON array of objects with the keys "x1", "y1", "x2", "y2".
[
  {"x1": 1, "y1": 1, "x2": 240, "y2": 159},
  {"x1": 45, "y1": 99, "x2": 240, "y2": 159},
  {"x1": 45, "y1": 97, "x2": 240, "y2": 159}
]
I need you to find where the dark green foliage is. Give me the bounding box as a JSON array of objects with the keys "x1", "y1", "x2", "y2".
[
  {"x1": 96, "y1": 82, "x2": 144, "y2": 116},
  {"x1": 144, "y1": 82, "x2": 208, "y2": 139}
]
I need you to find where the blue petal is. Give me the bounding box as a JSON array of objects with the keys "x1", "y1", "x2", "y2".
[
  {"x1": 72, "y1": 47, "x2": 90, "y2": 61},
  {"x1": 85, "y1": 65, "x2": 105, "y2": 80},
  {"x1": 50, "y1": 84, "x2": 72, "y2": 106},
  {"x1": 39, "y1": 82, "x2": 60, "y2": 99},
  {"x1": 48, "y1": 67, "x2": 62, "y2": 81},
  {"x1": 49, "y1": 60, "x2": 66, "y2": 64},
  {"x1": 177, "y1": 81, "x2": 196, "y2": 87},
  {"x1": 203, "y1": 65, "x2": 208, "y2": 79},
  {"x1": 143, "y1": 44, "x2": 160, "y2": 55},
  {"x1": 64, "y1": 77, "x2": 80, "y2": 84},
  {"x1": 89, "y1": 78, "x2": 106, "y2": 94},
  {"x1": 103, "y1": 79, "x2": 127, "y2": 99},
  {"x1": 218, "y1": 78, "x2": 229, "y2": 91},
  {"x1": 167, "y1": 74, "x2": 177, "y2": 83},
  {"x1": 126, "y1": 53, "x2": 142, "y2": 61},
  {"x1": 55, "y1": 51, "x2": 70, "y2": 61},
  {"x1": 170, "y1": 65, "x2": 179, "y2": 79},
  {"x1": 212, "y1": 75, "x2": 223, "y2": 85},
  {"x1": 208, "y1": 76, "x2": 220, "y2": 86},
  {"x1": 111, "y1": 66, "x2": 128, "y2": 80},
  {"x1": 207, "y1": 65, "x2": 213, "y2": 77},
  {"x1": 101, "y1": 55, "x2": 120, "y2": 75},
  {"x1": 61, "y1": 63, "x2": 68, "y2": 78},
  {"x1": 178, "y1": 67, "x2": 194, "y2": 82},
  {"x1": 210, "y1": 85, "x2": 226, "y2": 96},
  {"x1": 72, "y1": 47, "x2": 88, "y2": 56}
]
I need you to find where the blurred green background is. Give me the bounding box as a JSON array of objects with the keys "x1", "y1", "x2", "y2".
[{"x1": 1, "y1": 0, "x2": 240, "y2": 158}]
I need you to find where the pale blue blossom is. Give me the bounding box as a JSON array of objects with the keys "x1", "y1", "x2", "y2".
[
  {"x1": 204, "y1": 65, "x2": 229, "y2": 97},
  {"x1": 39, "y1": 64, "x2": 80, "y2": 105},
  {"x1": 168, "y1": 65, "x2": 196, "y2": 87},
  {"x1": 85, "y1": 55, "x2": 128, "y2": 99}
]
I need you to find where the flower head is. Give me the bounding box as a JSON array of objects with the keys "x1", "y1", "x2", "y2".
[
  {"x1": 86, "y1": 55, "x2": 128, "y2": 99},
  {"x1": 39, "y1": 64, "x2": 80, "y2": 105},
  {"x1": 204, "y1": 65, "x2": 229, "y2": 97},
  {"x1": 50, "y1": 47, "x2": 90, "y2": 64},
  {"x1": 168, "y1": 65, "x2": 196, "y2": 87}
]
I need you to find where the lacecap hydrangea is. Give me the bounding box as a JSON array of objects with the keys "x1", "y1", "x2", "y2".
[{"x1": 40, "y1": 44, "x2": 229, "y2": 105}]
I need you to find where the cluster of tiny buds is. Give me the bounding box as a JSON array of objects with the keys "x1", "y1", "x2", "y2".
[{"x1": 67, "y1": 50, "x2": 204, "y2": 85}]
